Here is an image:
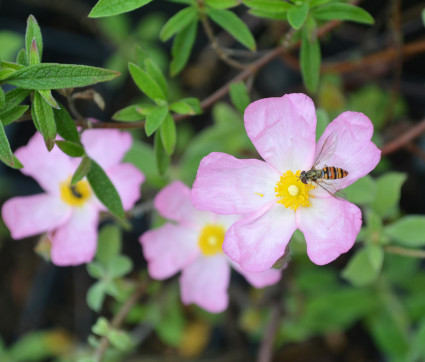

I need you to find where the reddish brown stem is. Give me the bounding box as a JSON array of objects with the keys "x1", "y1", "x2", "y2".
[{"x1": 381, "y1": 119, "x2": 425, "y2": 156}]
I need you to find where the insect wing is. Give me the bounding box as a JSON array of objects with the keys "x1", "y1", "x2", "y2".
[
  {"x1": 315, "y1": 178, "x2": 346, "y2": 200},
  {"x1": 313, "y1": 132, "x2": 338, "y2": 169}
]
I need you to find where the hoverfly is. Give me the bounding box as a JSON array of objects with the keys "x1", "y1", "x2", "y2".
[{"x1": 299, "y1": 132, "x2": 348, "y2": 197}]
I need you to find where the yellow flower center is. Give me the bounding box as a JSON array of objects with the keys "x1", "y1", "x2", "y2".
[
  {"x1": 275, "y1": 170, "x2": 315, "y2": 211},
  {"x1": 198, "y1": 224, "x2": 225, "y2": 256},
  {"x1": 60, "y1": 178, "x2": 91, "y2": 207}
]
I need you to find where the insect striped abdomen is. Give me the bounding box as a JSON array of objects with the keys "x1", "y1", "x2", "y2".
[{"x1": 323, "y1": 166, "x2": 348, "y2": 180}]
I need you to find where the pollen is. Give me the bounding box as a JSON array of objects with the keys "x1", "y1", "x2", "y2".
[
  {"x1": 60, "y1": 178, "x2": 91, "y2": 207},
  {"x1": 275, "y1": 170, "x2": 315, "y2": 211},
  {"x1": 198, "y1": 224, "x2": 225, "y2": 256}
]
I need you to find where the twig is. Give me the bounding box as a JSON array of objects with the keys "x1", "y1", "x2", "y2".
[
  {"x1": 384, "y1": 245, "x2": 425, "y2": 259},
  {"x1": 94, "y1": 278, "x2": 150, "y2": 362},
  {"x1": 257, "y1": 302, "x2": 282, "y2": 362},
  {"x1": 381, "y1": 118, "x2": 425, "y2": 156},
  {"x1": 76, "y1": 17, "x2": 346, "y2": 130},
  {"x1": 197, "y1": 0, "x2": 248, "y2": 70}
]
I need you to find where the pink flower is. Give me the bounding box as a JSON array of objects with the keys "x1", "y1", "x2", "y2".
[
  {"x1": 191, "y1": 93, "x2": 381, "y2": 272},
  {"x1": 2, "y1": 130, "x2": 145, "y2": 266},
  {"x1": 139, "y1": 181, "x2": 281, "y2": 313}
]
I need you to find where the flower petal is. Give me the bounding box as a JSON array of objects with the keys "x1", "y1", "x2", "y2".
[
  {"x1": 314, "y1": 111, "x2": 381, "y2": 192},
  {"x1": 191, "y1": 152, "x2": 279, "y2": 215},
  {"x1": 106, "y1": 164, "x2": 145, "y2": 210},
  {"x1": 224, "y1": 203, "x2": 297, "y2": 272},
  {"x1": 180, "y1": 255, "x2": 230, "y2": 313},
  {"x1": 140, "y1": 223, "x2": 199, "y2": 280},
  {"x1": 297, "y1": 196, "x2": 361, "y2": 265},
  {"x1": 2, "y1": 194, "x2": 71, "y2": 239},
  {"x1": 244, "y1": 93, "x2": 317, "y2": 172},
  {"x1": 81, "y1": 129, "x2": 132, "y2": 170},
  {"x1": 50, "y1": 205, "x2": 99, "y2": 266},
  {"x1": 231, "y1": 260, "x2": 281, "y2": 288},
  {"x1": 16, "y1": 133, "x2": 75, "y2": 194},
  {"x1": 155, "y1": 181, "x2": 210, "y2": 227}
]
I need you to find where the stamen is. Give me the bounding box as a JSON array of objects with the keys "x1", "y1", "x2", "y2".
[
  {"x1": 60, "y1": 178, "x2": 91, "y2": 207},
  {"x1": 275, "y1": 170, "x2": 315, "y2": 211},
  {"x1": 198, "y1": 224, "x2": 225, "y2": 256}
]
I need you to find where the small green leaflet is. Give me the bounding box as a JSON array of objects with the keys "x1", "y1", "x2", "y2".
[
  {"x1": 385, "y1": 215, "x2": 425, "y2": 247},
  {"x1": 71, "y1": 156, "x2": 92, "y2": 186},
  {"x1": 229, "y1": 81, "x2": 250, "y2": 113},
  {"x1": 243, "y1": 0, "x2": 291, "y2": 13},
  {"x1": 170, "y1": 20, "x2": 197, "y2": 76},
  {"x1": 0, "y1": 120, "x2": 16, "y2": 168},
  {"x1": 205, "y1": 0, "x2": 238, "y2": 9},
  {"x1": 55, "y1": 140, "x2": 85, "y2": 158},
  {"x1": 86, "y1": 159, "x2": 125, "y2": 219},
  {"x1": 312, "y1": 3, "x2": 374, "y2": 25},
  {"x1": 206, "y1": 8, "x2": 256, "y2": 51},
  {"x1": 38, "y1": 90, "x2": 59, "y2": 109},
  {"x1": 128, "y1": 62, "x2": 167, "y2": 102},
  {"x1": 154, "y1": 131, "x2": 170, "y2": 176},
  {"x1": 287, "y1": 3, "x2": 309, "y2": 30},
  {"x1": 25, "y1": 15, "x2": 43, "y2": 63},
  {"x1": 160, "y1": 6, "x2": 198, "y2": 41},
  {"x1": 160, "y1": 114, "x2": 176, "y2": 155},
  {"x1": 143, "y1": 58, "x2": 168, "y2": 99},
  {"x1": 300, "y1": 26, "x2": 321, "y2": 94},
  {"x1": 89, "y1": 0, "x2": 154, "y2": 18},
  {"x1": 145, "y1": 105, "x2": 169, "y2": 136},
  {"x1": 32, "y1": 91, "x2": 57, "y2": 150},
  {"x1": 3, "y1": 63, "x2": 120, "y2": 90},
  {"x1": 169, "y1": 97, "x2": 201, "y2": 115},
  {"x1": 53, "y1": 106, "x2": 80, "y2": 143}
]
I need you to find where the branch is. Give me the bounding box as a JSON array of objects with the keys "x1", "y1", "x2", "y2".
[
  {"x1": 77, "y1": 18, "x2": 346, "y2": 130},
  {"x1": 381, "y1": 119, "x2": 425, "y2": 156},
  {"x1": 94, "y1": 278, "x2": 150, "y2": 362},
  {"x1": 384, "y1": 245, "x2": 425, "y2": 259}
]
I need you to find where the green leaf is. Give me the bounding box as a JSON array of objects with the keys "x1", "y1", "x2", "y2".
[
  {"x1": 71, "y1": 156, "x2": 92, "y2": 186},
  {"x1": 16, "y1": 48, "x2": 27, "y2": 65},
  {"x1": 96, "y1": 224, "x2": 122, "y2": 264},
  {"x1": 3, "y1": 63, "x2": 120, "y2": 90},
  {"x1": 154, "y1": 130, "x2": 170, "y2": 176},
  {"x1": 0, "y1": 68, "x2": 16, "y2": 80},
  {"x1": 107, "y1": 255, "x2": 132, "y2": 277},
  {"x1": 145, "y1": 105, "x2": 169, "y2": 136},
  {"x1": 169, "y1": 97, "x2": 201, "y2": 115},
  {"x1": 87, "y1": 282, "x2": 107, "y2": 312},
  {"x1": 0, "y1": 120, "x2": 15, "y2": 167},
  {"x1": 128, "y1": 62, "x2": 166, "y2": 102},
  {"x1": 206, "y1": 8, "x2": 256, "y2": 50},
  {"x1": 89, "y1": 0, "x2": 153, "y2": 18},
  {"x1": 0, "y1": 88, "x2": 4, "y2": 109},
  {"x1": 205, "y1": 0, "x2": 238, "y2": 9},
  {"x1": 0, "y1": 31, "x2": 23, "y2": 62},
  {"x1": 312, "y1": 3, "x2": 374, "y2": 25},
  {"x1": 371, "y1": 172, "x2": 407, "y2": 218},
  {"x1": 87, "y1": 262, "x2": 104, "y2": 279},
  {"x1": 160, "y1": 113, "x2": 176, "y2": 155},
  {"x1": 29, "y1": 39, "x2": 40, "y2": 65},
  {"x1": 170, "y1": 20, "x2": 197, "y2": 76},
  {"x1": 300, "y1": 26, "x2": 321, "y2": 94},
  {"x1": 123, "y1": 140, "x2": 165, "y2": 189},
  {"x1": 108, "y1": 330, "x2": 132, "y2": 350},
  {"x1": 92, "y1": 317, "x2": 110, "y2": 336},
  {"x1": 0, "y1": 105, "x2": 29, "y2": 126},
  {"x1": 342, "y1": 244, "x2": 384, "y2": 287},
  {"x1": 25, "y1": 15, "x2": 43, "y2": 63},
  {"x1": 53, "y1": 106, "x2": 80, "y2": 143},
  {"x1": 2, "y1": 88, "x2": 29, "y2": 111},
  {"x1": 87, "y1": 160, "x2": 125, "y2": 219},
  {"x1": 344, "y1": 175, "x2": 377, "y2": 205},
  {"x1": 243, "y1": 0, "x2": 291, "y2": 13},
  {"x1": 229, "y1": 81, "x2": 250, "y2": 113},
  {"x1": 247, "y1": 9, "x2": 287, "y2": 20},
  {"x1": 144, "y1": 58, "x2": 168, "y2": 99},
  {"x1": 32, "y1": 91, "x2": 57, "y2": 150},
  {"x1": 287, "y1": 3, "x2": 309, "y2": 30},
  {"x1": 55, "y1": 140, "x2": 85, "y2": 157},
  {"x1": 160, "y1": 6, "x2": 198, "y2": 41},
  {"x1": 422, "y1": 9, "x2": 425, "y2": 27},
  {"x1": 37, "y1": 90, "x2": 59, "y2": 109},
  {"x1": 385, "y1": 215, "x2": 425, "y2": 247},
  {"x1": 112, "y1": 105, "x2": 147, "y2": 122}
]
